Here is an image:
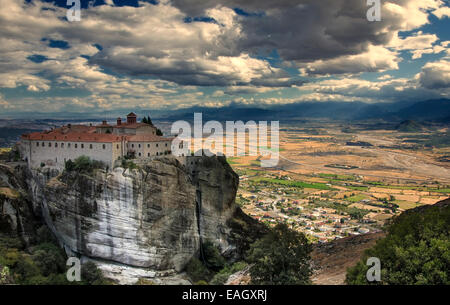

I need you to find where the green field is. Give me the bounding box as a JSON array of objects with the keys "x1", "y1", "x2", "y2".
[{"x1": 253, "y1": 177, "x2": 334, "y2": 190}]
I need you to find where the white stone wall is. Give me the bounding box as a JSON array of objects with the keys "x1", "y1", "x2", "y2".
[
  {"x1": 127, "y1": 140, "x2": 171, "y2": 158},
  {"x1": 28, "y1": 140, "x2": 119, "y2": 169},
  {"x1": 21, "y1": 138, "x2": 172, "y2": 170}
]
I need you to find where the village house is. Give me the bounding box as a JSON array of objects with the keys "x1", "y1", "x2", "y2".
[{"x1": 19, "y1": 113, "x2": 176, "y2": 169}]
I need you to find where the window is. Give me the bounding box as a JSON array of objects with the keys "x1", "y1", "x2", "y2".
[
  {"x1": 147, "y1": 144, "x2": 150, "y2": 148},
  {"x1": 61, "y1": 143, "x2": 64, "y2": 148},
  {"x1": 36, "y1": 142, "x2": 39, "y2": 147},
  {"x1": 138, "y1": 152, "x2": 141, "y2": 157},
  {"x1": 48, "y1": 142, "x2": 51, "y2": 147},
  {"x1": 147, "y1": 153, "x2": 150, "y2": 157},
  {"x1": 55, "y1": 143, "x2": 58, "y2": 148},
  {"x1": 68, "y1": 143, "x2": 71, "y2": 148},
  {"x1": 90, "y1": 144, "x2": 93, "y2": 149},
  {"x1": 75, "y1": 144, "x2": 78, "y2": 148},
  {"x1": 132, "y1": 144, "x2": 134, "y2": 148},
  {"x1": 116, "y1": 144, "x2": 119, "y2": 149},
  {"x1": 165, "y1": 143, "x2": 168, "y2": 147},
  {"x1": 42, "y1": 142, "x2": 44, "y2": 147},
  {"x1": 138, "y1": 144, "x2": 141, "y2": 148},
  {"x1": 156, "y1": 144, "x2": 159, "y2": 147},
  {"x1": 81, "y1": 144, "x2": 84, "y2": 149},
  {"x1": 103, "y1": 144, "x2": 106, "y2": 149}
]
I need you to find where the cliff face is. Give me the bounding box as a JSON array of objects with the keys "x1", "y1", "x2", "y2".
[
  {"x1": 0, "y1": 164, "x2": 38, "y2": 243},
  {"x1": 18, "y1": 156, "x2": 242, "y2": 283}
]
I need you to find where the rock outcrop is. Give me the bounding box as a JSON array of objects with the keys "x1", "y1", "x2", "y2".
[
  {"x1": 8, "y1": 155, "x2": 249, "y2": 284},
  {"x1": 0, "y1": 163, "x2": 39, "y2": 244}
]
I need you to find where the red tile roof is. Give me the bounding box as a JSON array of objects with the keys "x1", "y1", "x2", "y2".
[
  {"x1": 21, "y1": 124, "x2": 171, "y2": 143},
  {"x1": 22, "y1": 128, "x2": 123, "y2": 143}
]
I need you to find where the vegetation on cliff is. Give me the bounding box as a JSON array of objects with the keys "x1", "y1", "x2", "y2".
[
  {"x1": 64, "y1": 156, "x2": 108, "y2": 173},
  {"x1": 346, "y1": 199, "x2": 450, "y2": 285},
  {"x1": 246, "y1": 223, "x2": 312, "y2": 285},
  {"x1": 185, "y1": 222, "x2": 312, "y2": 285},
  {"x1": 0, "y1": 226, "x2": 111, "y2": 285}
]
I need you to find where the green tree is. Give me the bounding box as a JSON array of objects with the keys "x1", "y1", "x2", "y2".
[
  {"x1": 246, "y1": 223, "x2": 312, "y2": 285},
  {"x1": 346, "y1": 202, "x2": 450, "y2": 285},
  {"x1": 156, "y1": 128, "x2": 163, "y2": 136},
  {"x1": 147, "y1": 116, "x2": 153, "y2": 126},
  {"x1": 142, "y1": 117, "x2": 148, "y2": 124}
]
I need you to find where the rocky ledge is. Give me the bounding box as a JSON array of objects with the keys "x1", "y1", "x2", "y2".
[{"x1": 1, "y1": 156, "x2": 264, "y2": 284}]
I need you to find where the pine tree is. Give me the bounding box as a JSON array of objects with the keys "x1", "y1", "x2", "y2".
[
  {"x1": 147, "y1": 115, "x2": 153, "y2": 126},
  {"x1": 142, "y1": 117, "x2": 148, "y2": 124}
]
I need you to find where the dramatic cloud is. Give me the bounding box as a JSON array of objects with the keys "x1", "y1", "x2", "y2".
[
  {"x1": 419, "y1": 60, "x2": 450, "y2": 89},
  {"x1": 0, "y1": 0, "x2": 449, "y2": 114}
]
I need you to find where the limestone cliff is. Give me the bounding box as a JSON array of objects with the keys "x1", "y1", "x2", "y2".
[{"x1": 2, "y1": 156, "x2": 255, "y2": 284}]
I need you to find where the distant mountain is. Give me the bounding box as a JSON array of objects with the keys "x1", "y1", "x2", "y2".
[
  {"x1": 395, "y1": 99, "x2": 450, "y2": 121},
  {"x1": 396, "y1": 120, "x2": 423, "y2": 132},
  {"x1": 160, "y1": 99, "x2": 450, "y2": 123}
]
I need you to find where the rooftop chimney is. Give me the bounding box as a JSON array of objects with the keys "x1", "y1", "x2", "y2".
[{"x1": 117, "y1": 117, "x2": 122, "y2": 126}]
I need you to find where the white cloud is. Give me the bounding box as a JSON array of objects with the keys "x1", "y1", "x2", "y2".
[
  {"x1": 432, "y1": 6, "x2": 450, "y2": 19},
  {"x1": 419, "y1": 60, "x2": 450, "y2": 89},
  {"x1": 299, "y1": 45, "x2": 400, "y2": 76}
]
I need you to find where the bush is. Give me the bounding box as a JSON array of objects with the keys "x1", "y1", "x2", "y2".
[
  {"x1": 121, "y1": 159, "x2": 138, "y2": 170},
  {"x1": 185, "y1": 257, "x2": 211, "y2": 283},
  {"x1": 346, "y1": 203, "x2": 450, "y2": 285},
  {"x1": 31, "y1": 243, "x2": 66, "y2": 276},
  {"x1": 81, "y1": 261, "x2": 111, "y2": 285},
  {"x1": 246, "y1": 223, "x2": 312, "y2": 285},
  {"x1": 202, "y1": 241, "x2": 226, "y2": 272},
  {"x1": 65, "y1": 156, "x2": 107, "y2": 173},
  {"x1": 210, "y1": 261, "x2": 248, "y2": 285}
]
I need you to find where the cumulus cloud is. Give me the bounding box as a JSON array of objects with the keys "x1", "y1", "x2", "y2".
[
  {"x1": 0, "y1": 0, "x2": 448, "y2": 113},
  {"x1": 299, "y1": 46, "x2": 399, "y2": 76},
  {"x1": 419, "y1": 60, "x2": 450, "y2": 89},
  {"x1": 432, "y1": 6, "x2": 450, "y2": 19}
]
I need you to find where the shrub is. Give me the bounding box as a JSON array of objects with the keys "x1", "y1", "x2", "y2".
[
  {"x1": 209, "y1": 261, "x2": 248, "y2": 285},
  {"x1": 81, "y1": 261, "x2": 111, "y2": 285},
  {"x1": 121, "y1": 159, "x2": 138, "y2": 170},
  {"x1": 65, "y1": 156, "x2": 107, "y2": 173},
  {"x1": 202, "y1": 241, "x2": 226, "y2": 272},
  {"x1": 246, "y1": 223, "x2": 312, "y2": 285},
  {"x1": 185, "y1": 257, "x2": 211, "y2": 283},
  {"x1": 346, "y1": 203, "x2": 450, "y2": 285}
]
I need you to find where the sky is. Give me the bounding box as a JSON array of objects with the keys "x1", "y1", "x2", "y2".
[{"x1": 0, "y1": 0, "x2": 449, "y2": 117}]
